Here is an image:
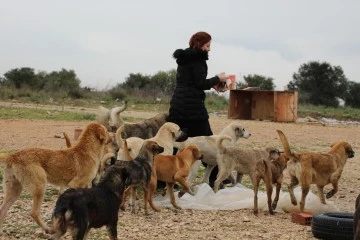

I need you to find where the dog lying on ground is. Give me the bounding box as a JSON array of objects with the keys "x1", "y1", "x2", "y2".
[
  {"x1": 148, "y1": 145, "x2": 203, "y2": 212},
  {"x1": 115, "y1": 112, "x2": 168, "y2": 140},
  {"x1": 117, "y1": 122, "x2": 187, "y2": 159},
  {"x1": 96, "y1": 101, "x2": 128, "y2": 132},
  {"x1": 0, "y1": 122, "x2": 112, "y2": 234},
  {"x1": 277, "y1": 130, "x2": 355, "y2": 212},
  {"x1": 214, "y1": 135, "x2": 281, "y2": 215},
  {"x1": 50, "y1": 165, "x2": 129, "y2": 240},
  {"x1": 174, "y1": 120, "x2": 251, "y2": 188},
  {"x1": 115, "y1": 140, "x2": 164, "y2": 215},
  {"x1": 354, "y1": 194, "x2": 360, "y2": 240}
]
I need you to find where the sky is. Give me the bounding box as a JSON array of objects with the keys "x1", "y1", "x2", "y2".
[{"x1": 1, "y1": 0, "x2": 360, "y2": 91}]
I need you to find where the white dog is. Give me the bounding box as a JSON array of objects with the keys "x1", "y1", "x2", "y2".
[{"x1": 174, "y1": 120, "x2": 251, "y2": 187}]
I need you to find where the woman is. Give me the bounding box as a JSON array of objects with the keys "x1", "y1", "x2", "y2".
[
  {"x1": 168, "y1": 31, "x2": 229, "y2": 137},
  {"x1": 168, "y1": 31, "x2": 229, "y2": 187}
]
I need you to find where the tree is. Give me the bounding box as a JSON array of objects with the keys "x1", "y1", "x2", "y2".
[
  {"x1": 3, "y1": 67, "x2": 37, "y2": 89},
  {"x1": 237, "y1": 74, "x2": 275, "y2": 90},
  {"x1": 288, "y1": 61, "x2": 349, "y2": 107},
  {"x1": 121, "y1": 73, "x2": 151, "y2": 89},
  {"x1": 43, "y1": 69, "x2": 81, "y2": 93},
  {"x1": 150, "y1": 69, "x2": 176, "y2": 94},
  {"x1": 345, "y1": 81, "x2": 360, "y2": 108}
]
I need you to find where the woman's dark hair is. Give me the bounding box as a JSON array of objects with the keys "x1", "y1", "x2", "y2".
[{"x1": 189, "y1": 31, "x2": 211, "y2": 50}]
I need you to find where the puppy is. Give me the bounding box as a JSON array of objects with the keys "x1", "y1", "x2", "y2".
[
  {"x1": 50, "y1": 166, "x2": 129, "y2": 240},
  {"x1": 214, "y1": 135, "x2": 280, "y2": 215},
  {"x1": 116, "y1": 112, "x2": 168, "y2": 139},
  {"x1": 117, "y1": 122, "x2": 187, "y2": 159},
  {"x1": 148, "y1": 145, "x2": 203, "y2": 212},
  {"x1": 354, "y1": 194, "x2": 360, "y2": 240},
  {"x1": 277, "y1": 130, "x2": 355, "y2": 212},
  {"x1": 115, "y1": 140, "x2": 164, "y2": 215},
  {"x1": 173, "y1": 120, "x2": 251, "y2": 187},
  {"x1": 0, "y1": 122, "x2": 112, "y2": 233},
  {"x1": 96, "y1": 101, "x2": 128, "y2": 132}
]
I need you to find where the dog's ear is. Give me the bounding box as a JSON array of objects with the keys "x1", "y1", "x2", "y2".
[{"x1": 96, "y1": 125, "x2": 109, "y2": 144}]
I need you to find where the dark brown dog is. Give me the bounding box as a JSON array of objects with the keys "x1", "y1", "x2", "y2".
[
  {"x1": 116, "y1": 112, "x2": 168, "y2": 139},
  {"x1": 148, "y1": 145, "x2": 203, "y2": 212},
  {"x1": 0, "y1": 122, "x2": 112, "y2": 234},
  {"x1": 355, "y1": 194, "x2": 360, "y2": 240},
  {"x1": 50, "y1": 166, "x2": 129, "y2": 240},
  {"x1": 115, "y1": 140, "x2": 164, "y2": 215},
  {"x1": 277, "y1": 130, "x2": 355, "y2": 212}
]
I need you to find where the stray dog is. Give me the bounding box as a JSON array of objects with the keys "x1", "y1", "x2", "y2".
[
  {"x1": 214, "y1": 135, "x2": 281, "y2": 215},
  {"x1": 277, "y1": 130, "x2": 355, "y2": 212},
  {"x1": 148, "y1": 145, "x2": 203, "y2": 212},
  {"x1": 174, "y1": 120, "x2": 251, "y2": 187},
  {"x1": 354, "y1": 194, "x2": 360, "y2": 240},
  {"x1": 115, "y1": 140, "x2": 164, "y2": 215},
  {"x1": 96, "y1": 101, "x2": 128, "y2": 132},
  {"x1": 0, "y1": 122, "x2": 112, "y2": 234},
  {"x1": 50, "y1": 166, "x2": 129, "y2": 240},
  {"x1": 117, "y1": 122, "x2": 187, "y2": 159},
  {"x1": 62, "y1": 131, "x2": 118, "y2": 185},
  {"x1": 115, "y1": 112, "x2": 168, "y2": 140}
]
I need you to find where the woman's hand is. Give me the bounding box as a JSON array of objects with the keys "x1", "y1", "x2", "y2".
[
  {"x1": 213, "y1": 82, "x2": 228, "y2": 93},
  {"x1": 217, "y1": 72, "x2": 230, "y2": 82}
]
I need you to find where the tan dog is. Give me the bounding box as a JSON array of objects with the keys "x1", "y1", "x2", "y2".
[
  {"x1": 173, "y1": 120, "x2": 251, "y2": 187},
  {"x1": 117, "y1": 122, "x2": 187, "y2": 159},
  {"x1": 214, "y1": 135, "x2": 281, "y2": 215},
  {"x1": 148, "y1": 145, "x2": 203, "y2": 212},
  {"x1": 277, "y1": 130, "x2": 355, "y2": 212},
  {"x1": 116, "y1": 112, "x2": 168, "y2": 139},
  {"x1": 0, "y1": 122, "x2": 112, "y2": 234}
]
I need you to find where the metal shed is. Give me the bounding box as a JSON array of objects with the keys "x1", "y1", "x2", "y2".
[{"x1": 228, "y1": 89, "x2": 298, "y2": 122}]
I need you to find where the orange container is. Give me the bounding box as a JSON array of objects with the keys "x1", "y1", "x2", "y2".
[{"x1": 227, "y1": 74, "x2": 236, "y2": 90}]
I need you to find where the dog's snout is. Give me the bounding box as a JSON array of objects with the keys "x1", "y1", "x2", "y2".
[
  {"x1": 348, "y1": 150, "x2": 355, "y2": 158},
  {"x1": 176, "y1": 131, "x2": 188, "y2": 142},
  {"x1": 199, "y1": 154, "x2": 204, "y2": 160}
]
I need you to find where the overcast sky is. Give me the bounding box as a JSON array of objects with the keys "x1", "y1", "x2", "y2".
[{"x1": 1, "y1": 0, "x2": 360, "y2": 90}]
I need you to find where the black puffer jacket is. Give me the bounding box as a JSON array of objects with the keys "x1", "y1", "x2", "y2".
[{"x1": 168, "y1": 48, "x2": 220, "y2": 121}]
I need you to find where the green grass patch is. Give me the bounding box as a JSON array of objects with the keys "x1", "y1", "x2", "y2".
[
  {"x1": 298, "y1": 104, "x2": 360, "y2": 121},
  {"x1": 0, "y1": 106, "x2": 95, "y2": 121}
]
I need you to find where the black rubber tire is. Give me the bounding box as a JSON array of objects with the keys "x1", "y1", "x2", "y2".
[{"x1": 311, "y1": 212, "x2": 354, "y2": 240}]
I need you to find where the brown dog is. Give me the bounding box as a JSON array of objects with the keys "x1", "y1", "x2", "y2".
[
  {"x1": 0, "y1": 122, "x2": 112, "y2": 234},
  {"x1": 148, "y1": 145, "x2": 203, "y2": 212},
  {"x1": 115, "y1": 140, "x2": 164, "y2": 215},
  {"x1": 277, "y1": 130, "x2": 355, "y2": 212}
]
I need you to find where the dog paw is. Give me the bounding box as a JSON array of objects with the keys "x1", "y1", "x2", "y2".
[
  {"x1": 178, "y1": 191, "x2": 186, "y2": 198},
  {"x1": 291, "y1": 199, "x2": 297, "y2": 206},
  {"x1": 271, "y1": 203, "x2": 277, "y2": 210}
]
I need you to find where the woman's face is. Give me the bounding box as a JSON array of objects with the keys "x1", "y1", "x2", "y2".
[{"x1": 201, "y1": 41, "x2": 211, "y2": 52}]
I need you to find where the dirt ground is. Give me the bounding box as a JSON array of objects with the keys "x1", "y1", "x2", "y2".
[{"x1": 0, "y1": 105, "x2": 359, "y2": 240}]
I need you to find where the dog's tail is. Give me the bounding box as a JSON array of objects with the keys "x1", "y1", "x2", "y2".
[
  {"x1": 216, "y1": 135, "x2": 232, "y2": 154},
  {"x1": 96, "y1": 106, "x2": 111, "y2": 131},
  {"x1": 51, "y1": 202, "x2": 74, "y2": 238},
  {"x1": 110, "y1": 101, "x2": 128, "y2": 129},
  {"x1": 115, "y1": 125, "x2": 125, "y2": 148},
  {"x1": 63, "y1": 132, "x2": 72, "y2": 148},
  {"x1": 276, "y1": 130, "x2": 292, "y2": 157},
  {"x1": 123, "y1": 139, "x2": 133, "y2": 161}
]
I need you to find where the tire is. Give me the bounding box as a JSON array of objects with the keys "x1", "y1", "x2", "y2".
[{"x1": 311, "y1": 212, "x2": 354, "y2": 240}]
